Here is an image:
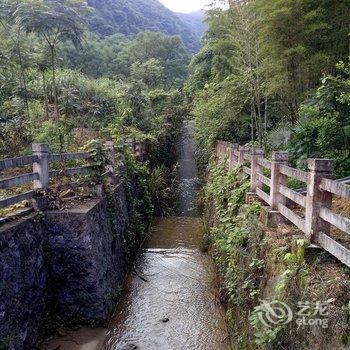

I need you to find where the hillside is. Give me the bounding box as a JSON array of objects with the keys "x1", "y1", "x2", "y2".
[
  {"x1": 176, "y1": 11, "x2": 206, "y2": 39},
  {"x1": 86, "y1": 0, "x2": 201, "y2": 52}
]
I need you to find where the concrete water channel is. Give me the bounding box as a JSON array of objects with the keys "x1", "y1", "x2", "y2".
[{"x1": 40, "y1": 122, "x2": 229, "y2": 350}]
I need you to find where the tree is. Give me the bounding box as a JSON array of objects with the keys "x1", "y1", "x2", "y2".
[
  {"x1": 228, "y1": 4, "x2": 268, "y2": 145},
  {"x1": 0, "y1": 0, "x2": 32, "y2": 120},
  {"x1": 255, "y1": 0, "x2": 350, "y2": 120},
  {"x1": 131, "y1": 59, "x2": 164, "y2": 88},
  {"x1": 119, "y1": 31, "x2": 189, "y2": 88},
  {"x1": 15, "y1": 0, "x2": 87, "y2": 119}
]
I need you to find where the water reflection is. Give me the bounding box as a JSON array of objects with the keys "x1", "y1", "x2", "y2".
[{"x1": 102, "y1": 217, "x2": 229, "y2": 350}]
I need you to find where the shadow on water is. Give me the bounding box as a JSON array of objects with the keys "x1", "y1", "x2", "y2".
[{"x1": 40, "y1": 121, "x2": 230, "y2": 350}]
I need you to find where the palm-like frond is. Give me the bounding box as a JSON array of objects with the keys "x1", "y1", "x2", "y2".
[{"x1": 14, "y1": 0, "x2": 87, "y2": 48}]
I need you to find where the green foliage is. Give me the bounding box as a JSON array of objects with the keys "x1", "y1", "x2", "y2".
[
  {"x1": 288, "y1": 62, "x2": 350, "y2": 177},
  {"x1": 192, "y1": 78, "x2": 250, "y2": 170},
  {"x1": 249, "y1": 239, "x2": 310, "y2": 347},
  {"x1": 188, "y1": 1, "x2": 350, "y2": 174},
  {"x1": 0, "y1": 336, "x2": 15, "y2": 350},
  {"x1": 122, "y1": 151, "x2": 153, "y2": 260},
  {"x1": 148, "y1": 165, "x2": 179, "y2": 216},
  {"x1": 131, "y1": 59, "x2": 164, "y2": 88},
  {"x1": 82, "y1": 139, "x2": 109, "y2": 182},
  {"x1": 85, "y1": 0, "x2": 202, "y2": 52},
  {"x1": 204, "y1": 161, "x2": 264, "y2": 346},
  {"x1": 0, "y1": 2, "x2": 190, "y2": 157},
  {"x1": 255, "y1": 0, "x2": 350, "y2": 117},
  {"x1": 249, "y1": 309, "x2": 283, "y2": 346}
]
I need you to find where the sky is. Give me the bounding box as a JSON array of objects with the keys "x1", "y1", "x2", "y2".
[{"x1": 158, "y1": 0, "x2": 209, "y2": 13}]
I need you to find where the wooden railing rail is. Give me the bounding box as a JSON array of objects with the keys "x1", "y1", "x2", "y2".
[
  {"x1": 257, "y1": 158, "x2": 271, "y2": 170},
  {"x1": 0, "y1": 139, "x2": 147, "y2": 214},
  {"x1": 0, "y1": 155, "x2": 39, "y2": 170},
  {"x1": 320, "y1": 178, "x2": 350, "y2": 199},
  {"x1": 0, "y1": 173, "x2": 39, "y2": 189},
  {"x1": 49, "y1": 165, "x2": 95, "y2": 178},
  {"x1": 49, "y1": 152, "x2": 90, "y2": 162},
  {"x1": 216, "y1": 141, "x2": 350, "y2": 267},
  {"x1": 280, "y1": 164, "x2": 308, "y2": 183},
  {"x1": 0, "y1": 143, "x2": 117, "y2": 213}
]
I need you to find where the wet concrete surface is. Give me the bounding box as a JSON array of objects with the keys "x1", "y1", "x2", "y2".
[
  {"x1": 40, "y1": 327, "x2": 107, "y2": 350},
  {"x1": 102, "y1": 217, "x2": 230, "y2": 350}
]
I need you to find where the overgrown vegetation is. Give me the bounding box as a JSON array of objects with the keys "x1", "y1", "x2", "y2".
[
  {"x1": 204, "y1": 161, "x2": 350, "y2": 349},
  {"x1": 0, "y1": 0, "x2": 189, "y2": 158},
  {"x1": 0, "y1": 0, "x2": 188, "y2": 219},
  {"x1": 187, "y1": 1, "x2": 350, "y2": 176}
]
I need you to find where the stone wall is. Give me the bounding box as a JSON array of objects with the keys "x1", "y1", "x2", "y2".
[
  {"x1": 0, "y1": 184, "x2": 129, "y2": 350},
  {"x1": 0, "y1": 215, "x2": 46, "y2": 350}
]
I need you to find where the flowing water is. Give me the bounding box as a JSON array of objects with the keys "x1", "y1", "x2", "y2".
[
  {"x1": 177, "y1": 120, "x2": 199, "y2": 217},
  {"x1": 40, "y1": 122, "x2": 229, "y2": 350}
]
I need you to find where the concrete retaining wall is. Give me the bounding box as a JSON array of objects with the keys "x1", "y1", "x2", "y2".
[{"x1": 0, "y1": 184, "x2": 129, "y2": 350}]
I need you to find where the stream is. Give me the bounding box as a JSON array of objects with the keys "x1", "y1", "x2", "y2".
[{"x1": 40, "y1": 121, "x2": 229, "y2": 350}]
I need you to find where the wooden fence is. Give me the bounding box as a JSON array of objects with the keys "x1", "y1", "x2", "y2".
[
  {"x1": 0, "y1": 140, "x2": 146, "y2": 213},
  {"x1": 216, "y1": 141, "x2": 350, "y2": 267}
]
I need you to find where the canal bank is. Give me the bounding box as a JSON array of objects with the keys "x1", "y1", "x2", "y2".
[{"x1": 40, "y1": 121, "x2": 230, "y2": 349}]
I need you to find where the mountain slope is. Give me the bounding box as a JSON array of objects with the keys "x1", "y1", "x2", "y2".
[
  {"x1": 87, "y1": 0, "x2": 200, "y2": 52},
  {"x1": 176, "y1": 11, "x2": 206, "y2": 39}
]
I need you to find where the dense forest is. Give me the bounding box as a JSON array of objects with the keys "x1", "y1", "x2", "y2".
[
  {"x1": 86, "y1": 0, "x2": 202, "y2": 52},
  {"x1": 1, "y1": 0, "x2": 350, "y2": 349},
  {"x1": 0, "y1": 0, "x2": 191, "y2": 158},
  {"x1": 188, "y1": 0, "x2": 350, "y2": 177},
  {"x1": 4, "y1": 0, "x2": 349, "y2": 178}
]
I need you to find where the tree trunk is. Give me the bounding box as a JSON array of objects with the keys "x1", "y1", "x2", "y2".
[
  {"x1": 50, "y1": 45, "x2": 59, "y2": 120},
  {"x1": 16, "y1": 42, "x2": 30, "y2": 120},
  {"x1": 42, "y1": 70, "x2": 49, "y2": 120},
  {"x1": 250, "y1": 102, "x2": 255, "y2": 142}
]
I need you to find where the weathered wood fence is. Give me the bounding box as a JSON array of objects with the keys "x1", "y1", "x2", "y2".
[
  {"x1": 216, "y1": 141, "x2": 350, "y2": 267},
  {"x1": 0, "y1": 140, "x2": 146, "y2": 213}
]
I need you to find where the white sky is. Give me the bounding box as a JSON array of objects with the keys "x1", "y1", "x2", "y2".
[{"x1": 158, "y1": 0, "x2": 209, "y2": 13}]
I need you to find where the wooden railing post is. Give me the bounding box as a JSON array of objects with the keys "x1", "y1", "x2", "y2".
[
  {"x1": 32, "y1": 143, "x2": 49, "y2": 190},
  {"x1": 250, "y1": 148, "x2": 264, "y2": 192},
  {"x1": 238, "y1": 145, "x2": 246, "y2": 167},
  {"x1": 215, "y1": 141, "x2": 221, "y2": 159},
  {"x1": 105, "y1": 141, "x2": 116, "y2": 171},
  {"x1": 228, "y1": 143, "x2": 238, "y2": 170},
  {"x1": 305, "y1": 159, "x2": 334, "y2": 240},
  {"x1": 105, "y1": 140, "x2": 115, "y2": 162},
  {"x1": 270, "y1": 151, "x2": 289, "y2": 209},
  {"x1": 217, "y1": 141, "x2": 228, "y2": 165},
  {"x1": 224, "y1": 142, "x2": 231, "y2": 169}
]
